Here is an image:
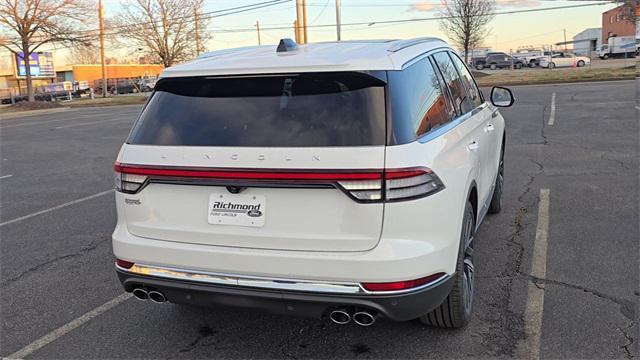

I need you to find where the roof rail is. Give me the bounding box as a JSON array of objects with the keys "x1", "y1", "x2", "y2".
[{"x1": 387, "y1": 37, "x2": 446, "y2": 53}]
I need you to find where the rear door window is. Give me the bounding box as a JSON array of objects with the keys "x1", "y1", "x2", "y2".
[
  {"x1": 387, "y1": 57, "x2": 455, "y2": 144},
  {"x1": 448, "y1": 52, "x2": 484, "y2": 109},
  {"x1": 432, "y1": 52, "x2": 479, "y2": 115},
  {"x1": 128, "y1": 73, "x2": 386, "y2": 147}
]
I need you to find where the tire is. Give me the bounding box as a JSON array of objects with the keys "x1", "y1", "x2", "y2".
[
  {"x1": 515, "y1": 63, "x2": 522, "y2": 69},
  {"x1": 577, "y1": 60, "x2": 585, "y2": 67},
  {"x1": 488, "y1": 145, "x2": 504, "y2": 214},
  {"x1": 489, "y1": 63, "x2": 497, "y2": 70},
  {"x1": 603, "y1": 54, "x2": 609, "y2": 60},
  {"x1": 548, "y1": 62, "x2": 556, "y2": 69},
  {"x1": 419, "y1": 201, "x2": 475, "y2": 328},
  {"x1": 529, "y1": 61, "x2": 536, "y2": 68},
  {"x1": 476, "y1": 64, "x2": 484, "y2": 70}
]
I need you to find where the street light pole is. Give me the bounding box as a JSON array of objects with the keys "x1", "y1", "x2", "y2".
[
  {"x1": 98, "y1": 0, "x2": 107, "y2": 98},
  {"x1": 335, "y1": 0, "x2": 341, "y2": 41}
]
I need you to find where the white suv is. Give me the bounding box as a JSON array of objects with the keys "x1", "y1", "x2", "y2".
[{"x1": 113, "y1": 38, "x2": 514, "y2": 328}]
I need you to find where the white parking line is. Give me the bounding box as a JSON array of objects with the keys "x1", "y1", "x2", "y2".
[
  {"x1": 0, "y1": 174, "x2": 13, "y2": 180},
  {"x1": 0, "y1": 189, "x2": 113, "y2": 227},
  {"x1": 518, "y1": 188, "x2": 550, "y2": 360},
  {"x1": 5, "y1": 293, "x2": 132, "y2": 359},
  {"x1": 548, "y1": 93, "x2": 556, "y2": 126},
  {"x1": 54, "y1": 117, "x2": 130, "y2": 129}
]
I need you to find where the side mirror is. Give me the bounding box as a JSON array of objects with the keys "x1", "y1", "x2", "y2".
[{"x1": 490, "y1": 86, "x2": 514, "y2": 107}]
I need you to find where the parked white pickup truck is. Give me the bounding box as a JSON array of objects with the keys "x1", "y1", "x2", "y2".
[{"x1": 513, "y1": 49, "x2": 546, "y2": 67}]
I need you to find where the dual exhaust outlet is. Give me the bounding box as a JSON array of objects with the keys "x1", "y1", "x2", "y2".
[
  {"x1": 132, "y1": 287, "x2": 166, "y2": 303},
  {"x1": 329, "y1": 307, "x2": 377, "y2": 326}
]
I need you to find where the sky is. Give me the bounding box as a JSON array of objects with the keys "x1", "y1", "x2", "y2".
[{"x1": 0, "y1": 0, "x2": 620, "y2": 69}]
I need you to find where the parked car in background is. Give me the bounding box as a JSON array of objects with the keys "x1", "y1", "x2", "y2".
[
  {"x1": 478, "y1": 53, "x2": 524, "y2": 70},
  {"x1": 472, "y1": 52, "x2": 507, "y2": 69},
  {"x1": 539, "y1": 53, "x2": 590, "y2": 68},
  {"x1": 137, "y1": 77, "x2": 157, "y2": 92}
]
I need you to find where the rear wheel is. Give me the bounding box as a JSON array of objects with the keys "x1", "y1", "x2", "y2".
[
  {"x1": 476, "y1": 64, "x2": 484, "y2": 70},
  {"x1": 515, "y1": 63, "x2": 522, "y2": 69},
  {"x1": 548, "y1": 62, "x2": 556, "y2": 69},
  {"x1": 490, "y1": 63, "x2": 497, "y2": 70},
  {"x1": 577, "y1": 60, "x2": 585, "y2": 67},
  {"x1": 488, "y1": 145, "x2": 504, "y2": 214},
  {"x1": 419, "y1": 201, "x2": 475, "y2": 328}
]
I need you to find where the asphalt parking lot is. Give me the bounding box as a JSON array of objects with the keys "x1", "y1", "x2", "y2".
[{"x1": 1, "y1": 80, "x2": 638, "y2": 359}]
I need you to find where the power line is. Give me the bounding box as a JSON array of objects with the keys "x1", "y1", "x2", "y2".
[{"x1": 195, "y1": 1, "x2": 614, "y2": 34}]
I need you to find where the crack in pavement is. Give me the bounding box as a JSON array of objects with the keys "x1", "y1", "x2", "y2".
[
  {"x1": 1, "y1": 237, "x2": 107, "y2": 286},
  {"x1": 620, "y1": 322, "x2": 637, "y2": 359}
]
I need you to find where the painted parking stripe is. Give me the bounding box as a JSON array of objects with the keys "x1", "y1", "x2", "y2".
[
  {"x1": 518, "y1": 189, "x2": 551, "y2": 359},
  {"x1": 548, "y1": 93, "x2": 556, "y2": 126},
  {"x1": 0, "y1": 189, "x2": 113, "y2": 227},
  {"x1": 0, "y1": 174, "x2": 13, "y2": 180},
  {"x1": 5, "y1": 293, "x2": 132, "y2": 359}
]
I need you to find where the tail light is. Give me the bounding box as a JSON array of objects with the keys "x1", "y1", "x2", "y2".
[
  {"x1": 337, "y1": 168, "x2": 444, "y2": 202},
  {"x1": 113, "y1": 163, "x2": 444, "y2": 202},
  {"x1": 114, "y1": 163, "x2": 147, "y2": 194}
]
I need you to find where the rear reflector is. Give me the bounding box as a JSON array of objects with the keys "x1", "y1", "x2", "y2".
[
  {"x1": 361, "y1": 272, "x2": 446, "y2": 292},
  {"x1": 116, "y1": 259, "x2": 135, "y2": 269}
]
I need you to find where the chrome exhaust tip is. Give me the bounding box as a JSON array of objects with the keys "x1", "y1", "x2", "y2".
[
  {"x1": 132, "y1": 288, "x2": 149, "y2": 301},
  {"x1": 148, "y1": 290, "x2": 166, "y2": 304},
  {"x1": 353, "y1": 310, "x2": 376, "y2": 327},
  {"x1": 329, "y1": 309, "x2": 352, "y2": 325}
]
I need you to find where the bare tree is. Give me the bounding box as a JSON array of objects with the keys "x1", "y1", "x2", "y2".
[
  {"x1": 112, "y1": 0, "x2": 209, "y2": 67},
  {"x1": 67, "y1": 43, "x2": 100, "y2": 64},
  {"x1": 615, "y1": 0, "x2": 637, "y2": 23},
  {"x1": 438, "y1": 0, "x2": 496, "y2": 63},
  {"x1": 0, "y1": 0, "x2": 91, "y2": 101}
]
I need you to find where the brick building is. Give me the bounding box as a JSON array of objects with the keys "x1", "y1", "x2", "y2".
[{"x1": 602, "y1": 4, "x2": 636, "y2": 43}]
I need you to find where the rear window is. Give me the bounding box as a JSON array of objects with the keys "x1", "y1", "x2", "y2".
[{"x1": 127, "y1": 73, "x2": 386, "y2": 147}]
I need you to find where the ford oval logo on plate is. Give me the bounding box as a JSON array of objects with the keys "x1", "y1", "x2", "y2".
[{"x1": 247, "y1": 209, "x2": 263, "y2": 218}]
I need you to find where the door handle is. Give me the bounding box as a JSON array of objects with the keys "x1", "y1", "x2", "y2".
[
  {"x1": 468, "y1": 141, "x2": 480, "y2": 151},
  {"x1": 491, "y1": 110, "x2": 499, "y2": 118},
  {"x1": 484, "y1": 124, "x2": 495, "y2": 132}
]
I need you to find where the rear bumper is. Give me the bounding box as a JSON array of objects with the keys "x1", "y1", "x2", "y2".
[{"x1": 116, "y1": 268, "x2": 454, "y2": 321}]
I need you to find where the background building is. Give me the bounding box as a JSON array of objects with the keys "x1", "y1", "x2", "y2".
[
  {"x1": 602, "y1": 4, "x2": 636, "y2": 43},
  {"x1": 572, "y1": 28, "x2": 602, "y2": 56}
]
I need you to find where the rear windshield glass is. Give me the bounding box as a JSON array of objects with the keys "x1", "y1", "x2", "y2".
[{"x1": 127, "y1": 73, "x2": 386, "y2": 147}]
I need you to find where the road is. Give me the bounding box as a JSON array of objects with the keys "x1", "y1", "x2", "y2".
[{"x1": 1, "y1": 81, "x2": 638, "y2": 359}]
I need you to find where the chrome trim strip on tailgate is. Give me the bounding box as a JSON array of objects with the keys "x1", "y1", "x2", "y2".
[{"x1": 117, "y1": 263, "x2": 452, "y2": 295}]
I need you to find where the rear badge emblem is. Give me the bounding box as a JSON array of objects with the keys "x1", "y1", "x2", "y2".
[
  {"x1": 125, "y1": 198, "x2": 141, "y2": 205},
  {"x1": 247, "y1": 209, "x2": 263, "y2": 217}
]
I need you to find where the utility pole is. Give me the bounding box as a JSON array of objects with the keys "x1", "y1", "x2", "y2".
[
  {"x1": 295, "y1": 0, "x2": 303, "y2": 43},
  {"x1": 335, "y1": 0, "x2": 341, "y2": 41},
  {"x1": 302, "y1": 0, "x2": 308, "y2": 44},
  {"x1": 194, "y1": 6, "x2": 201, "y2": 55},
  {"x1": 563, "y1": 29, "x2": 567, "y2": 52},
  {"x1": 98, "y1": 0, "x2": 107, "y2": 98},
  {"x1": 256, "y1": 21, "x2": 261, "y2": 46},
  {"x1": 293, "y1": 20, "x2": 299, "y2": 43}
]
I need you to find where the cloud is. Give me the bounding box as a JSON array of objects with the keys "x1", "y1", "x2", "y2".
[
  {"x1": 407, "y1": 0, "x2": 542, "y2": 13},
  {"x1": 495, "y1": 0, "x2": 541, "y2": 8},
  {"x1": 407, "y1": 2, "x2": 443, "y2": 13}
]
